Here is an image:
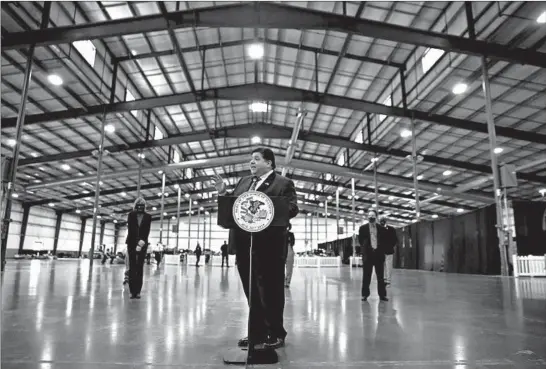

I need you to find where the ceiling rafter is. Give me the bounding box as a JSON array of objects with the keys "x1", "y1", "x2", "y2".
[
  {"x1": 3, "y1": 2, "x2": 545, "y2": 67},
  {"x1": 18, "y1": 122, "x2": 546, "y2": 184},
  {"x1": 4, "y1": 83, "x2": 544, "y2": 145}
]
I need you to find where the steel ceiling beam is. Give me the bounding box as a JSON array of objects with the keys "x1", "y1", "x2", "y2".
[
  {"x1": 3, "y1": 2, "x2": 545, "y2": 67},
  {"x1": 20, "y1": 122, "x2": 546, "y2": 184},
  {"x1": 25, "y1": 151, "x2": 493, "y2": 203},
  {"x1": 115, "y1": 37, "x2": 404, "y2": 69},
  {"x1": 27, "y1": 166, "x2": 472, "y2": 212},
  {"x1": 4, "y1": 83, "x2": 545, "y2": 145}
]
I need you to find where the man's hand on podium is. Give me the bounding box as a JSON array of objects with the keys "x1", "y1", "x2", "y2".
[{"x1": 212, "y1": 174, "x2": 227, "y2": 195}]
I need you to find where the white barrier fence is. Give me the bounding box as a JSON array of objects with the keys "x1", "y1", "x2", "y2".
[
  {"x1": 294, "y1": 256, "x2": 341, "y2": 268},
  {"x1": 513, "y1": 255, "x2": 546, "y2": 277}
]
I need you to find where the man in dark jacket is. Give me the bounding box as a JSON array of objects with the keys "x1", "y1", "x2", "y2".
[
  {"x1": 380, "y1": 216, "x2": 398, "y2": 286},
  {"x1": 125, "y1": 197, "x2": 152, "y2": 299},
  {"x1": 285, "y1": 223, "x2": 296, "y2": 288},
  {"x1": 221, "y1": 241, "x2": 229, "y2": 267},
  {"x1": 213, "y1": 147, "x2": 298, "y2": 351},
  {"x1": 358, "y1": 210, "x2": 388, "y2": 302}
]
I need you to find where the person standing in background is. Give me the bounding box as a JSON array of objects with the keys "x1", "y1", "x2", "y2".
[
  {"x1": 221, "y1": 241, "x2": 229, "y2": 267},
  {"x1": 194, "y1": 244, "x2": 202, "y2": 267},
  {"x1": 380, "y1": 216, "x2": 398, "y2": 286},
  {"x1": 285, "y1": 223, "x2": 295, "y2": 288},
  {"x1": 359, "y1": 210, "x2": 388, "y2": 302},
  {"x1": 125, "y1": 197, "x2": 152, "y2": 299}
]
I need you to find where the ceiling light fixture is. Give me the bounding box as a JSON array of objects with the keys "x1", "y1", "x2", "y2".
[
  {"x1": 457, "y1": 208, "x2": 464, "y2": 213},
  {"x1": 247, "y1": 43, "x2": 264, "y2": 59},
  {"x1": 61, "y1": 164, "x2": 71, "y2": 171},
  {"x1": 49, "y1": 203, "x2": 55, "y2": 207},
  {"x1": 249, "y1": 102, "x2": 268, "y2": 113},
  {"x1": 76, "y1": 209, "x2": 81, "y2": 214},
  {"x1": 152, "y1": 207, "x2": 157, "y2": 211},
  {"x1": 539, "y1": 188, "x2": 546, "y2": 196},
  {"x1": 417, "y1": 175, "x2": 424, "y2": 180},
  {"x1": 121, "y1": 192, "x2": 127, "y2": 197},
  {"x1": 537, "y1": 11, "x2": 546, "y2": 24},
  {"x1": 494, "y1": 147, "x2": 504, "y2": 154},
  {"x1": 7, "y1": 139, "x2": 16, "y2": 147},
  {"x1": 47, "y1": 74, "x2": 63, "y2": 86},
  {"x1": 31, "y1": 152, "x2": 38, "y2": 157},
  {"x1": 432, "y1": 214, "x2": 438, "y2": 219},
  {"x1": 452, "y1": 82, "x2": 468, "y2": 95},
  {"x1": 400, "y1": 129, "x2": 412, "y2": 138},
  {"x1": 443, "y1": 170, "x2": 453, "y2": 176},
  {"x1": 12, "y1": 193, "x2": 19, "y2": 198},
  {"x1": 251, "y1": 136, "x2": 262, "y2": 144},
  {"x1": 105, "y1": 124, "x2": 116, "y2": 133},
  {"x1": 185, "y1": 193, "x2": 190, "y2": 198}
]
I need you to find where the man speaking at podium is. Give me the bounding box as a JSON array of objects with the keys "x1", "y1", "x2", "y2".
[{"x1": 213, "y1": 148, "x2": 298, "y2": 350}]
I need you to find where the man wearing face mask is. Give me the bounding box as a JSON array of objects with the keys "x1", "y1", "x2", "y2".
[
  {"x1": 212, "y1": 147, "x2": 298, "y2": 351},
  {"x1": 379, "y1": 216, "x2": 398, "y2": 286},
  {"x1": 125, "y1": 197, "x2": 152, "y2": 299},
  {"x1": 358, "y1": 210, "x2": 388, "y2": 302}
]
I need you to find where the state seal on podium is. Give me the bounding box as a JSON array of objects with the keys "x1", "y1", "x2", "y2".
[{"x1": 233, "y1": 191, "x2": 275, "y2": 233}]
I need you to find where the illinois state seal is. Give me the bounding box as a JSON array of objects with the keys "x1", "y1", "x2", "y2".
[{"x1": 233, "y1": 191, "x2": 275, "y2": 233}]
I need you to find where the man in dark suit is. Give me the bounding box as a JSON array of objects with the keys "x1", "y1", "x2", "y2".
[
  {"x1": 380, "y1": 216, "x2": 398, "y2": 286},
  {"x1": 125, "y1": 197, "x2": 152, "y2": 299},
  {"x1": 213, "y1": 147, "x2": 298, "y2": 351},
  {"x1": 221, "y1": 240, "x2": 229, "y2": 267},
  {"x1": 358, "y1": 210, "x2": 388, "y2": 302}
]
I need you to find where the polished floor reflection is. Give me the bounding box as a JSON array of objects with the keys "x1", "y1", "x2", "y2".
[{"x1": 2, "y1": 260, "x2": 546, "y2": 368}]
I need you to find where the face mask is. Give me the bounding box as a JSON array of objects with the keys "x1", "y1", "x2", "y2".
[
  {"x1": 380, "y1": 220, "x2": 386, "y2": 226},
  {"x1": 135, "y1": 204, "x2": 145, "y2": 212},
  {"x1": 369, "y1": 217, "x2": 376, "y2": 223}
]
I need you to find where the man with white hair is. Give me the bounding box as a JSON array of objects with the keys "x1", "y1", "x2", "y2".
[{"x1": 125, "y1": 197, "x2": 152, "y2": 299}]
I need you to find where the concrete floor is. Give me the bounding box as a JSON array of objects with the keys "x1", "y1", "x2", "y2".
[{"x1": 1, "y1": 260, "x2": 546, "y2": 369}]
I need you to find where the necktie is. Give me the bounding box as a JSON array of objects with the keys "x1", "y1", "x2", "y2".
[{"x1": 248, "y1": 176, "x2": 259, "y2": 191}]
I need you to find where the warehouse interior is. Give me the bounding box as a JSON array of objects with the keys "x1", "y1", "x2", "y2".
[{"x1": 1, "y1": 1, "x2": 546, "y2": 368}]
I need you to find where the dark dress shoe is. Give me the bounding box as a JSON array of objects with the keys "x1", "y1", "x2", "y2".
[
  {"x1": 264, "y1": 337, "x2": 285, "y2": 349},
  {"x1": 380, "y1": 297, "x2": 389, "y2": 301},
  {"x1": 362, "y1": 296, "x2": 368, "y2": 301},
  {"x1": 238, "y1": 337, "x2": 249, "y2": 347}
]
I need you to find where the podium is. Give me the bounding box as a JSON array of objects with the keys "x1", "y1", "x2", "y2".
[{"x1": 217, "y1": 194, "x2": 290, "y2": 365}]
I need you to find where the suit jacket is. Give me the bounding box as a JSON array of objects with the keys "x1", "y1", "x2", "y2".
[
  {"x1": 125, "y1": 211, "x2": 152, "y2": 251},
  {"x1": 382, "y1": 225, "x2": 398, "y2": 255},
  {"x1": 228, "y1": 171, "x2": 298, "y2": 260},
  {"x1": 358, "y1": 223, "x2": 387, "y2": 258}
]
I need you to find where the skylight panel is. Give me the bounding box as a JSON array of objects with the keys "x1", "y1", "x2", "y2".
[{"x1": 421, "y1": 47, "x2": 444, "y2": 74}]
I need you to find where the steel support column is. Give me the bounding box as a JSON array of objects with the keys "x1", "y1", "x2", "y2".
[
  {"x1": 324, "y1": 201, "x2": 328, "y2": 242},
  {"x1": 137, "y1": 151, "x2": 144, "y2": 198},
  {"x1": 1, "y1": 2, "x2": 51, "y2": 270},
  {"x1": 52, "y1": 210, "x2": 63, "y2": 256},
  {"x1": 78, "y1": 217, "x2": 87, "y2": 258},
  {"x1": 401, "y1": 70, "x2": 420, "y2": 220},
  {"x1": 89, "y1": 60, "x2": 118, "y2": 267},
  {"x1": 113, "y1": 224, "x2": 119, "y2": 253},
  {"x1": 481, "y1": 58, "x2": 508, "y2": 276},
  {"x1": 159, "y1": 172, "x2": 166, "y2": 243},
  {"x1": 351, "y1": 178, "x2": 356, "y2": 257},
  {"x1": 335, "y1": 189, "x2": 340, "y2": 239},
  {"x1": 176, "y1": 186, "x2": 181, "y2": 252},
  {"x1": 197, "y1": 207, "x2": 201, "y2": 246},
  {"x1": 188, "y1": 199, "x2": 192, "y2": 250},
  {"x1": 208, "y1": 212, "x2": 212, "y2": 251},
  {"x1": 17, "y1": 204, "x2": 31, "y2": 253},
  {"x1": 203, "y1": 215, "x2": 206, "y2": 251},
  {"x1": 99, "y1": 221, "x2": 105, "y2": 247}
]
